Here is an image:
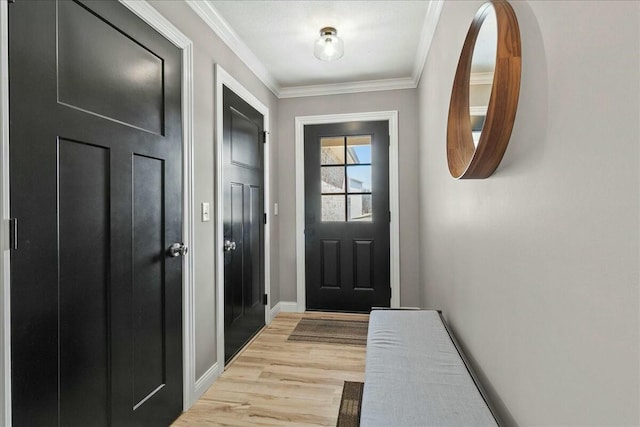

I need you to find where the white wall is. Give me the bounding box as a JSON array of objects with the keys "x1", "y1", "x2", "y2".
[
  {"x1": 148, "y1": 0, "x2": 280, "y2": 380},
  {"x1": 277, "y1": 90, "x2": 421, "y2": 307},
  {"x1": 418, "y1": 1, "x2": 639, "y2": 425}
]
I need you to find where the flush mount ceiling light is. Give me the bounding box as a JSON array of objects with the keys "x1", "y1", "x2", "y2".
[{"x1": 314, "y1": 27, "x2": 344, "y2": 61}]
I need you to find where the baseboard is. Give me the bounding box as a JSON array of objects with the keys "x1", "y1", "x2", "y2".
[
  {"x1": 269, "y1": 302, "x2": 281, "y2": 320},
  {"x1": 191, "y1": 362, "x2": 220, "y2": 406},
  {"x1": 279, "y1": 301, "x2": 299, "y2": 312},
  {"x1": 270, "y1": 301, "x2": 299, "y2": 320}
]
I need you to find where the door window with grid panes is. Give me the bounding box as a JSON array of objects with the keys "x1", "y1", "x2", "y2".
[{"x1": 320, "y1": 135, "x2": 372, "y2": 222}]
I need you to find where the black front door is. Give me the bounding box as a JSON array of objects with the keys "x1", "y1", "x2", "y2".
[
  {"x1": 10, "y1": 1, "x2": 183, "y2": 425},
  {"x1": 304, "y1": 121, "x2": 391, "y2": 312},
  {"x1": 222, "y1": 86, "x2": 265, "y2": 363}
]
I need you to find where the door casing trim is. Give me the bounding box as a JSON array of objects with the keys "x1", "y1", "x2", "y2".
[
  {"x1": 214, "y1": 64, "x2": 271, "y2": 373},
  {"x1": 0, "y1": 0, "x2": 199, "y2": 421},
  {"x1": 0, "y1": 2, "x2": 10, "y2": 425},
  {"x1": 294, "y1": 112, "x2": 401, "y2": 312}
]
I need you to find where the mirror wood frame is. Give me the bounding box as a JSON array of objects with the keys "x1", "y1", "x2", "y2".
[{"x1": 447, "y1": 0, "x2": 521, "y2": 179}]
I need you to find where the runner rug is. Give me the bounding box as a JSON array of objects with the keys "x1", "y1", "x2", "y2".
[
  {"x1": 287, "y1": 318, "x2": 368, "y2": 346},
  {"x1": 336, "y1": 381, "x2": 364, "y2": 427}
]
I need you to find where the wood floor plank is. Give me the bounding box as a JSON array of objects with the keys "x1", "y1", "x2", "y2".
[{"x1": 173, "y1": 312, "x2": 368, "y2": 427}]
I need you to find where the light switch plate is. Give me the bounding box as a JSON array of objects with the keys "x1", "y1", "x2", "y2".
[{"x1": 201, "y1": 202, "x2": 210, "y2": 222}]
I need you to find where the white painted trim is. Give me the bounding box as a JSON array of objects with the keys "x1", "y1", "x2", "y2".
[
  {"x1": 278, "y1": 77, "x2": 416, "y2": 99},
  {"x1": 119, "y1": 0, "x2": 197, "y2": 411},
  {"x1": 186, "y1": 0, "x2": 280, "y2": 97},
  {"x1": 278, "y1": 302, "x2": 299, "y2": 313},
  {"x1": 0, "y1": 1, "x2": 10, "y2": 424},
  {"x1": 269, "y1": 302, "x2": 281, "y2": 321},
  {"x1": 269, "y1": 301, "x2": 298, "y2": 321},
  {"x1": 470, "y1": 72, "x2": 494, "y2": 85},
  {"x1": 294, "y1": 111, "x2": 401, "y2": 312},
  {"x1": 192, "y1": 362, "x2": 220, "y2": 401},
  {"x1": 215, "y1": 64, "x2": 271, "y2": 373},
  {"x1": 470, "y1": 106, "x2": 488, "y2": 116},
  {"x1": 187, "y1": 0, "x2": 444, "y2": 99},
  {"x1": 122, "y1": 0, "x2": 193, "y2": 48},
  {"x1": 412, "y1": 0, "x2": 445, "y2": 85}
]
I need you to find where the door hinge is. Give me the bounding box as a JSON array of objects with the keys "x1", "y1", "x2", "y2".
[
  {"x1": 9, "y1": 218, "x2": 17, "y2": 250},
  {"x1": 263, "y1": 213, "x2": 267, "y2": 225},
  {"x1": 389, "y1": 211, "x2": 391, "y2": 223},
  {"x1": 263, "y1": 294, "x2": 268, "y2": 305},
  {"x1": 262, "y1": 131, "x2": 269, "y2": 143},
  {"x1": 8, "y1": 0, "x2": 16, "y2": 4}
]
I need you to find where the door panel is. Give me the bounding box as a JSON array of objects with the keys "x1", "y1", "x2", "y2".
[
  {"x1": 9, "y1": 1, "x2": 183, "y2": 425},
  {"x1": 249, "y1": 185, "x2": 262, "y2": 307},
  {"x1": 59, "y1": 139, "x2": 110, "y2": 426},
  {"x1": 132, "y1": 155, "x2": 165, "y2": 407},
  {"x1": 229, "y1": 182, "x2": 245, "y2": 323},
  {"x1": 304, "y1": 121, "x2": 390, "y2": 312},
  {"x1": 57, "y1": 0, "x2": 164, "y2": 134},
  {"x1": 353, "y1": 240, "x2": 374, "y2": 289},
  {"x1": 230, "y1": 108, "x2": 261, "y2": 169},
  {"x1": 223, "y1": 86, "x2": 265, "y2": 363},
  {"x1": 321, "y1": 240, "x2": 341, "y2": 288}
]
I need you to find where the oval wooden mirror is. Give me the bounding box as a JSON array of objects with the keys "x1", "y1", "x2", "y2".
[{"x1": 447, "y1": 0, "x2": 521, "y2": 179}]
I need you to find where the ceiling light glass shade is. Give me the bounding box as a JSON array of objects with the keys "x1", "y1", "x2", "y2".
[{"x1": 314, "y1": 27, "x2": 344, "y2": 61}]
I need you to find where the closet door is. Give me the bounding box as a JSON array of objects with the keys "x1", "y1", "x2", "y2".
[{"x1": 9, "y1": 1, "x2": 184, "y2": 425}]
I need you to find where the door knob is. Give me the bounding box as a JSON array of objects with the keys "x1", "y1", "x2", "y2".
[
  {"x1": 168, "y1": 242, "x2": 188, "y2": 257},
  {"x1": 224, "y1": 240, "x2": 237, "y2": 252}
]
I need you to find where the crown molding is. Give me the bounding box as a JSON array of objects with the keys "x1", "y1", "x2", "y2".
[
  {"x1": 188, "y1": 0, "x2": 444, "y2": 99},
  {"x1": 470, "y1": 72, "x2": 494, "y2": 85},
  {"x1": 185, "y1": 0, "x2": 280, "y2": 97},
  {"x1": 412, "y1": 0, "x2": 445, "y2": 86},
  {"x1": 124, "y1": 0, "x2": 192, "y2": 48},
  {"x1": 279, "y1": 77, "x2": 416, "y2": 99},
  {"x1": 470, "y1": 105, "x2": 488, "y2": 115}
]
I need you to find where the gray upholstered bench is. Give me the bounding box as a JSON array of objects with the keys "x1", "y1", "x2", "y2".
[{"x1": 360, "y1": 310, "x2": 500, "y2": 426}]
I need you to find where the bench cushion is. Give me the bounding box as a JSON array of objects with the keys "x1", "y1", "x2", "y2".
[{"x1": 360, "y1": 310, "x2": 497, "y2": 426}]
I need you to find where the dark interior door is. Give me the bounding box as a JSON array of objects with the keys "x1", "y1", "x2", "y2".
[
  {"x1": 304, "y1": 121, "x2": 390, "y2": 312},
  {"x1": 9, "y1": 1, "x2": 183, "y2": 425},
  {"x1": 222, "y1": 86, "x2": 265, "y2": 363}
]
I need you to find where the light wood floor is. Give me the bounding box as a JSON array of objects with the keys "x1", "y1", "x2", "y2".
[{"x1": 173, "y1": 312, "x2": 369, "y2": 426}]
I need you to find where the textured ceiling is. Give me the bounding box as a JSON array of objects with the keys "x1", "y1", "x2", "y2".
[{"x1": 209, "y1": 1, "x2": 433, "y2": 89}]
